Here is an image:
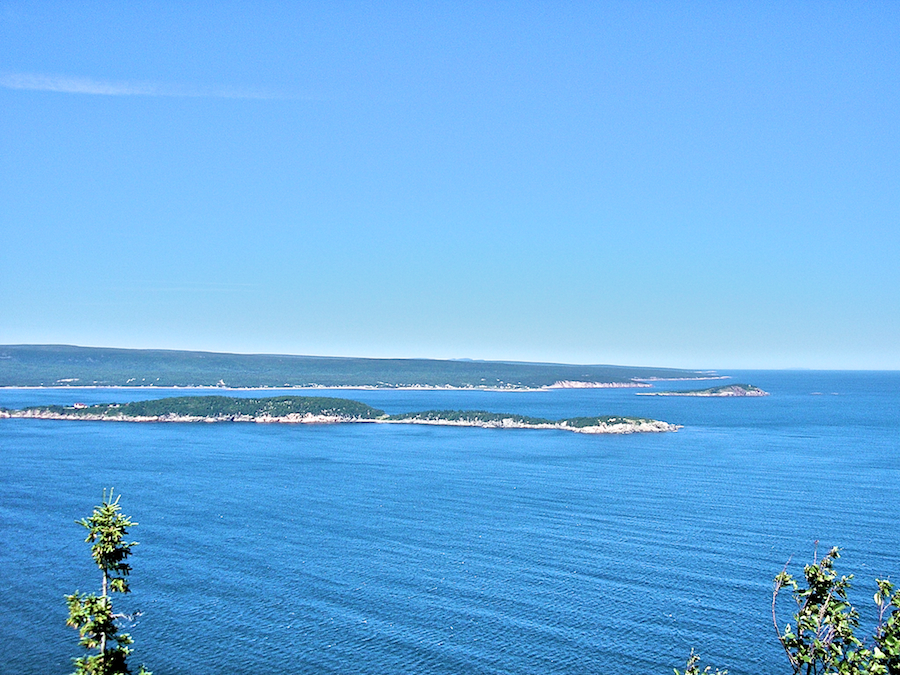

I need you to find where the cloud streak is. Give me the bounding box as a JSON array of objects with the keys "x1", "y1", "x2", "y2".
[{"x1": 0, "y1": 72, "x2": 306, "y2": 100}]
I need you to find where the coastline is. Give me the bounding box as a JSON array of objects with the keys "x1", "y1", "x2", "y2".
[
  {"x1": 633, "y1": 375, "x2": 728, "y2": 382},
  {"x1": 0, "y1": 379, "x2": 715, "y2": 392},
  {"x1": 637, "y1": 383, "x2": 768, "y2": 397},
  {"x1": 0, "y1": 409, "x2": 680, "y2": 434},
  {"x1": 637, "y1": 391, "x2": 767, "y2": 397}
]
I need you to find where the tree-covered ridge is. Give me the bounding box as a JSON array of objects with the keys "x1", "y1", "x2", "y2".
[
  {"x1": 387, "y1": 410, "x2": 658, "y2": 428},
  {"x1": 388, "y1": 409, "x2": 554, "y2": 425},
  {"x1": 3, "y1": 396, "x2": 677, "y2": 432},
  {"x1": 24, "y1": 396, "x2": 386, "y2": 419},
  {"x1": 562, "y1": 415, "x2": 658, "y2": 428},
  {"x1": 0, "y1": 344, "x2": 710, "y2": 388}
]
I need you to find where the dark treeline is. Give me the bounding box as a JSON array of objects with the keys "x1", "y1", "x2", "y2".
[{"x1": 0, "y1": 345, "x2": 708, "y2": 388}]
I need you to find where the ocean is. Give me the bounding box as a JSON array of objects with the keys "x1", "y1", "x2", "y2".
[{"x1": 1, "y1": 371, "x2": 898, "y2": 674}]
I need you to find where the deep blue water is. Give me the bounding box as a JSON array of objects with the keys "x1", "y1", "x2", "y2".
[{"x1": 1, "y1": 371, "x2": 898, "y2": 674}]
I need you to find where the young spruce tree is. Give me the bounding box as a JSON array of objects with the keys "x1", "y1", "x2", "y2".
[{"x1": 65, "y1": 489, "x2": 150, "y2": 675}]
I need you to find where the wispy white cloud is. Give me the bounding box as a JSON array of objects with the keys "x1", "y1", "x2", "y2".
[{"x1": 0, "y1": 72, "x2": 306, "y2": 100}]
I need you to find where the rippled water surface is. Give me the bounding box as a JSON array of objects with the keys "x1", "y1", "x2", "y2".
[{"x1": 1, "y1": 371, "x2": 898, "y2": 674}]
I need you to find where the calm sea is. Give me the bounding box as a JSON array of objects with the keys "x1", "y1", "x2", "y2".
[{"x1": 1, "y1": 371, "x2": 898, "y2": 674}]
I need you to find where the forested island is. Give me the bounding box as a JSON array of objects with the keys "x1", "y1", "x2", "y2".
[
  {"x1": 0, "y1": 395, "x2": 681, "y2": 434},
  {"x1": 0, "y1": 345, "x2": 713, "y2": 389},
  {"x1": 637, "y1": 383, "x2": 769, "y2": 397}
]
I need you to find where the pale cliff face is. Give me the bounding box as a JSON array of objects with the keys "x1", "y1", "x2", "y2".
[
  {"x1": 547, "y1": 380, "x2": 651, "y2": 389},
  {"x1": 4, "y1": 409, "x2": 365, "y2": 424}
]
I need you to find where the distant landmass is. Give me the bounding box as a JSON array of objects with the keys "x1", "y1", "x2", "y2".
[
  {"x1": 0, "y1": 345, "x2": 713, "y2": 389},
  {"x1": 0, "y1": 395, "x2": 681, "y2": 434},
  {"x1": 637, "y1": 383, "x2": 769, "y2": 397}
]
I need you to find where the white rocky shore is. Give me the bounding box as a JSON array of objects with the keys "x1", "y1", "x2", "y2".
[
  {"x1": 545, "y1": 380, "x2": 651, "y2": 389},
  {"x1": 0, "y1": 409, "x2": 360, "y2": 424},
  {"x1": 0, "y1": 409, "x2": 680, "y2": 434},
  {"x1": 381, "y1": 417, "x2": 679, "y2": 434}
]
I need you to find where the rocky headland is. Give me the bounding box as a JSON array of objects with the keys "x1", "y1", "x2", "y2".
[{"x1": 637, "y1": 383, "x2": 769, "y2": 397}]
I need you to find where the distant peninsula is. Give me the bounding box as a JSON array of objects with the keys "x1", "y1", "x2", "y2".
[
  {"x1": 637, "y1": 383, "x2": 769, "y2": 397},
  {"x1": 0, "y1": 395, "x2": 681, "y2": 434},
  {"x1": 0, "y1": 345, "x2": 715, "y2": 390}
]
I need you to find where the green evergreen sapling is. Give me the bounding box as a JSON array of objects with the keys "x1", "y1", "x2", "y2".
[{"x1": 65, "y1": 489, "x2": 150, "y2": 675}]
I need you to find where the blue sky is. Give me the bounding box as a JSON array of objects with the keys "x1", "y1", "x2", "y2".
[{"x1": 1, "y1": 2, "x2": 898, "y2": 369}]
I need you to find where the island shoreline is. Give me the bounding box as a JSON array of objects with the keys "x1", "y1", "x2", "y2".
[
  {"x1": 0, "y1": 409, "x2": 680, "y2": 434},
  {"x1": 0, "y1": 390, "x2": 682, "y2": 435}
]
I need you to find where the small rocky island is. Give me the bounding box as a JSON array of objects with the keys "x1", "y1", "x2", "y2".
[
  {"x1": 638, "y1": 383, "x2": 769, "y2": 397},
  {"x1": 0, "y1": 395, "x2": 681, "y2": 434}
]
